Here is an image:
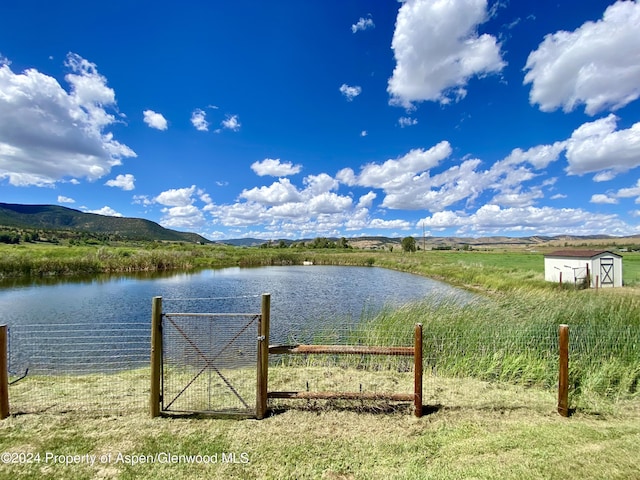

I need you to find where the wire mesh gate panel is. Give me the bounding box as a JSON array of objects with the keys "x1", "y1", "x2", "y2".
[{"x1": 161, "y1": 313, "x2": 259, "y2": 416}]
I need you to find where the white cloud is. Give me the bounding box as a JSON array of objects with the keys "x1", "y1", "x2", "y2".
[
  {"x1": 524, "y1": 1, "x2": 640, "y2": 115},
  {"x1": 191, "y1": 109, "x2": 209, "y2": 131},
  {"x1": 133, "y1": 194, "x2": 153, "y2": 206},
  {"x1": 339, "y1": 142, "x2": 452, "y2": 189},
  {"x1": 105, "y1": 173, "x2": 135, "y2": 191},
  {"x1": 308, "y1": 192, "x2": 352, "y2": 214},
  {"x1": 143, "y1": 110, "x2": 168, "y2": 130},
  {"x1": 368, "y1": 218, "x2": 412, "y2": 230},
  {"x1": 351, "y1": 16, "x2": 374, "y2": 33},
  {"x1": 339, "y1": 84, "x2": 362, "y2": 101},
  {"x1": 590, "y1": 194, "x2": 618, "y2": 205},
  {"x1": 419, "y1": 204, "x2": 635, "y2": 236},
  {"x1": 500, "y1": 142, "x2": 566, "y2": 169},
  {"x1": 360, "y1": 130, "x2": 368, "y2": 137},
  {"x1": 154, "y1": 185, "x2": 197, "y2": 207},
  {"x1": 398, "y1": 116, "x2": 418, "y2": 128},
  {"x1": 221, "y1": 114, "x2": 241, "y2": 131},
  {"x1": 356, "y1": 191, "x2": 377, "y2": 209},
  {"x1": 159, "y1": 205, "x2": 206, "y2": 229},
  {"x1": 0, "y1": 53, "x2": 136, "y2": 187},
  {"x1": 251, "y1": 158, "x2": 302, "y2": 177},
  {"x1": 616, "y1": 179, "x2": 640, "y2": 200},
  {"x1": 303, "y1": 173, "x2": 339, "y2": 195},
  {"x1": 387, "y1": 0, "x2": 505, "y2": 108},
  {"x1": 240, "y1": 178, "x2": 303, "y2": 206},
  {"x1": 565, "y1": 115, "x2": 640, "y2": 177},
  {"x1": 57, "y1": 195, "x2": 75, "y2": 204},
  {"x1": 85, "y1": 206, "x2": 123, "y2": 217}
]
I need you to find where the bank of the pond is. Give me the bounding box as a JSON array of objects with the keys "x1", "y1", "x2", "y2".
[{"x1": 0, "y1": 243, "x2": 546, "y2": 292}]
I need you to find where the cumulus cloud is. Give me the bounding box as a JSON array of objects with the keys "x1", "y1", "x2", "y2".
[
  {"x1": 565, "y1": 115, "x2": 640, "y2": 178},
  {"x1": 387, "y1": 0, "x2": 505, "y2": 108},
  {"x1": 57, "y1": 196, "x2": 75, "y2": 204},
  {"x1": 0, "y1": 53, "x2": 136, "y2": 187},
  {"x1": 419, "y1": 204, "x2": 634, "y2": 236},
  {"x1": 221, "y1": 114, "x2": 241, "y2": 131},
  {"x1": 143, "y1": 110, "x2": 168, "y2": 130},
  {"x1": 590, "y1": 194, "x2": 618, "y2": 205},
  {"x1": 85, "y1": 206, "x2": 123, "y2": 217},
  {"x1": 105, "y1": 173, "x2": 135, "y2": 190},
  {"x1": 339, "y1": 84, "x2": 362, "y2": 101},
  {"x1": 524, "y1": 1, "x2": 640, "y2": 115},
  {"x1": 154, "y1": 185, "x2": 197, "y2": 207},
  {"x1": 191, "y1": 109, "x2": 209, "y2": 131},
  {"x1": 160, "y1": 205, "x2": 206, "y2": 229},
  {"x1": 251, "y1": 158, "x2": 302, "y2": 177},
  {"x1": 240, "y1": 178, "x2": 303, "y2": 206},
  {"x1": 616, "y1": 179, "x2": 640, "y2": 201},
  {"x1": 337, "y1": 142, "x2": 452, "y2": 190},
  {"x1": 352, "y1": 16, "x2": 374, "y2": 33}
]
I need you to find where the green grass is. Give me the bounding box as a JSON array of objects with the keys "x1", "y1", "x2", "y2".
[{"x1": 1, "y1": 370, "x2": 639, "y2": 479}]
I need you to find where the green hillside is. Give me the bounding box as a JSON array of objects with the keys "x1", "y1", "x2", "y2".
[{"x1": 0, "y1": 202, "x2": 209, "y2": 243}]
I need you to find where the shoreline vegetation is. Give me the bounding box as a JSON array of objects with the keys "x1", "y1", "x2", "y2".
[{"x1": 1, "y1": 240, "x2": 638, "y2": 288}]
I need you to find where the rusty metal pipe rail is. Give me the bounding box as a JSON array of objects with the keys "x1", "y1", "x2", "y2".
[
  {"x1": 266, "y1": 323, "x2": 423, "y2": 417},
  {"x1": 268, "y1": 344, "x2": 415, "y2": 356}
]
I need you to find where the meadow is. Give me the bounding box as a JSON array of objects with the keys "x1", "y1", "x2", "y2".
[{"x1": 1, "y1": 242, "x2": 639, "y2": 479}]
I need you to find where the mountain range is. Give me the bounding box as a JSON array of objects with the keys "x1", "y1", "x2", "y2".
[
  {"x1": 0, "y1": 202, "x2": 209, "y2": 243},
  {"x1": 1, "y1": 202, "x2": 638, "y2": 248}
]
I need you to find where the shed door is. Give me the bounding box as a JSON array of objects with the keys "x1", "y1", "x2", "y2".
[{"x1": 600, "y1": 258, "x2": 614, "y2": 286}]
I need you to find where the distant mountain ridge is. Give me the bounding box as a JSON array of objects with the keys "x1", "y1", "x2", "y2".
[
  {"x1": 0, "y1": 203, "x2": 209, "y2": 243},
  {"x1": 2, "y1": 202, "x2": 636, "y2": 247},
  {"x1": 217, "y1": 234, "x2": 639, "y2": 249}
]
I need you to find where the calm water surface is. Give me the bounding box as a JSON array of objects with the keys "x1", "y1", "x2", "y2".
[{"x1": 0, "y1": 266, "x2": 473, "y2": 372}]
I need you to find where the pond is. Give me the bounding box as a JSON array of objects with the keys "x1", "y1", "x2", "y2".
[{"x1": 0, "y1": 265, "x2": 473, "y2": 373}]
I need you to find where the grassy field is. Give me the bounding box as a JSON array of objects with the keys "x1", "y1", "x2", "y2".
[
  {"x1": 1, "y1": 368, "x2": 639, "y2": 480},
  {"x1": 1, "y1": 242, "x2": 640, "y2": 478},
  {"x1": 2, "y1": 241, "x2": 639, "y2": 288}
]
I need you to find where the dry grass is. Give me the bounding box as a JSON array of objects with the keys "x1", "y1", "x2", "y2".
[{"x1": 2, "y1": 367, "x2": 640, "y2": 479}]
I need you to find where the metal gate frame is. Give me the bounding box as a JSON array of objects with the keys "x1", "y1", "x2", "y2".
[{"x1": 150, "y1": 294, "x2": 270, "y2": 419}]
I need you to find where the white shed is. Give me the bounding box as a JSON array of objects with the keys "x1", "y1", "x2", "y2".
[{"x1": 544, "y1": 250, "x2": 623, "y2": 288}]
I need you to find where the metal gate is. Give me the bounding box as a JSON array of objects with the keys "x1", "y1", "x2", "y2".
[{"x1": 161, "y1": 312, "x2": 258, "y2": 416}]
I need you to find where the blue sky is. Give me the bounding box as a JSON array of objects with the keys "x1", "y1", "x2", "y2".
[{"x1": 1, "y1": 0, "x2": 640, "y2": 240}]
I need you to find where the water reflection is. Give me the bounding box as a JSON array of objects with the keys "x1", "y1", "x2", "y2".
[{"x1": 0, "y1": 266, "x2": 474, "y2": 374}]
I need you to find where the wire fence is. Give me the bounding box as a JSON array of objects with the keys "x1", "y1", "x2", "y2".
[
  {"x1": 3, "y1": 313, "x2": 638, "y2": 416},
  {"x1": 7, "y1": 322, "x2": 150, "y2": 414},
  {"x1": 161, "y1": 313, "x2": 259, "y2": 415}
]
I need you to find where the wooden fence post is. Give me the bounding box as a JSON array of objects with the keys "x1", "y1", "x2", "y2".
[
  {"x1": 256, "y1": 293, "x2": 271, "y2": 419},
  {"x1": 150, "y1": 296, "x2": 162, "y2": 418},
  {"x1": 0, "y1": 325, "x2": 9, "y2": 419},
  {"x1": 558, "y1": 324, "x2": 569, "y2": 417},
  {"x1": 414, "y1": 323, "x2": 423, "y2": 418}
]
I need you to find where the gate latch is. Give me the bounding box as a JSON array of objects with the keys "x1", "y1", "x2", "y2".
[{"x1": 257, "y1": 335, "x2": 266, "y2": 341}]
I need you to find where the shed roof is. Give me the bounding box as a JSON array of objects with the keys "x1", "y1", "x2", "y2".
[{"x1": 544, "y1": 250, "x2": 622, "y2": 259}]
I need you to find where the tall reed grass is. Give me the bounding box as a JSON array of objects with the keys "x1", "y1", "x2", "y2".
[
  {"x1": 277, "y1": 288, "x2": 639, "y2": 410},
  {"x1": 352, "y1": 288, "x2": 639, "y2": 409}
]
